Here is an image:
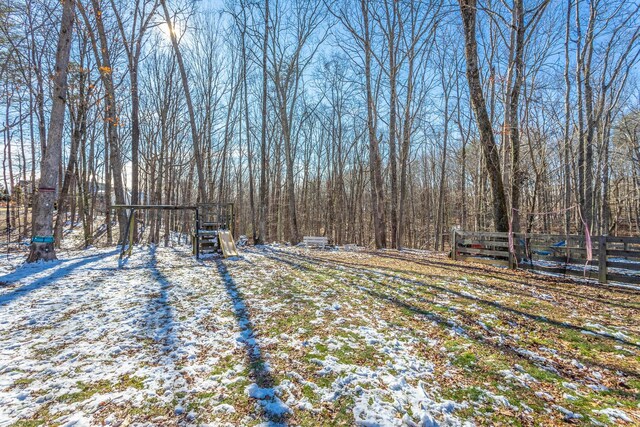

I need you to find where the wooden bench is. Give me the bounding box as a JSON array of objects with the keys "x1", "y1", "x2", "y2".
[{"x1": 303, "y1": 236, "x2": 328, "y2": 249}]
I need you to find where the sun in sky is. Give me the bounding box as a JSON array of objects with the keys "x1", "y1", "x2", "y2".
[{"x1": 158, "y1": 20, "x2": 183, "y2": 42}]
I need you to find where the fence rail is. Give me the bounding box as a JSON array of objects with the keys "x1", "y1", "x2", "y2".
[{"x1": 451, "y1": 231, "x2": 640, "y2": 285}]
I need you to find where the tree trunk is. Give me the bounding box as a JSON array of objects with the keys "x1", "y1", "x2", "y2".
[
  {"x1": 109, "y1": 0, "x2": 159, "y2": 242},
  {"x1": 437, "y1": 92, "x2": 449, "y2": 252},
  {"x1": 27, "y1": 0, "x2": 75, "y2": 262},
  {"x1": 89, "y1": 0, "x2": 127, "y2": 240},
  {"x1": 239, "y1": 8, "x2": 257, "y2": 242},
  {"x1": 159, "y1": 0, "x2": 207, "y2": 202},
  {"x1": 257, "y1": 0, "x2": 269, "y2": 245},
  {"x1": 459, "y1": 0, "x2": 509, "y2": 232},
  {"x1": 563, "y1": 0, "x2": 572, "y2": 235},
  {"x1": 508, "y1": 0, "x2": 525, "y2": 232},
  {"x1": 386, "y1": 0, "x2": 399, "y2": 249},
  {"x1": 130, "y1": 65, "x2": 140, "y2": 238},
  {"x1": 54, "y1": 86, "x2": 85, "y2": 247},
  {"x1": 362, "y1": 0, "x2": 386, "y2": 248}
]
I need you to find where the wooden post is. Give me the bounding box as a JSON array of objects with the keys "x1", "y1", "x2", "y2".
[
  {"x1": 119, "y1": 208, "x2": 131, "y2": 260},
  {"x1": 127, "y1": 208, "x2": 135, "y2": 256},
  {"x1": 195, "y1": 208, "x2": 200, "y2": 258},
  {"x1": 228, "y1": 203, "x2": 235, "y2": 236},
  {"x1": 451, "y1": 230, "x2": 458, "y2": 261},
  {"x1": 508, "y1": 232, "x2": 515, "y2": 270},
  {"x1": 598, "y1": 236, "x2": 607, "y2": 284}
]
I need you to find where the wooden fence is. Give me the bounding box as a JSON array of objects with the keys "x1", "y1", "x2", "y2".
[{"x1": 451, "y1": 231, "x2": 640, "y2": 285}]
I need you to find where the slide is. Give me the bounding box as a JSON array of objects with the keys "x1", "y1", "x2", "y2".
[{"x1": 218, "y1": 230, "x2": 239, "y2": 258}]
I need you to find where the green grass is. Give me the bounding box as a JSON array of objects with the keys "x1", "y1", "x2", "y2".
[
  {"x1": 452, "y1": 351, "x2": 477, "y2": 369},
  {"x1": 527, "y1": 364, "x2": 561, "y2": 383},
  {"x1": 301, "y1": 384, "x2": 317, "y2": 401},
  {"x1": 12, "y1": 377, "x2": 35, "y2": 387},
  {"x1": 518, "y1": 300, "x2": 537, "y2": 310},
  {"x1": 57, "y1": 374, "x2": 146, "y2": 404},
  {"x1": 443, "y1": 386, "x2": 484, "y2": 402},
  {"x1": 57, "y1": 380, "x2": 114, "y2": 403},
  {"x1": 559, "y1": 329, "x2": 621, "y2": 357},
  {"x1": 120, "y1": 374, "x2": 145, "y2": 390}
]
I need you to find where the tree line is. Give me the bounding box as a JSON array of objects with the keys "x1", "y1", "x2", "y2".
[{"x1": 0, "y1": 0, "x2": 639, "y2": 261}]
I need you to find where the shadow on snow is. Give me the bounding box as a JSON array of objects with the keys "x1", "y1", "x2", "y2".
[
  {"x1": 0, "y1": 250, "x2": 117, "y2": 307},
  {"x1": 215, "y1": 257, "x2": 290, "y2": 426}
]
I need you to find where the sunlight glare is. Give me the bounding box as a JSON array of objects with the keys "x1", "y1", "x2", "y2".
[{"x1": 158, "y1": 21, "x2": 183, "y2": 41}]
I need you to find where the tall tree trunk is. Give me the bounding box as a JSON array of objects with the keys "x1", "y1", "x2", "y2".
[
  {"x1": 563, "y1": 0, "x2": 572, "y2": 235},
  {"x1": 159, "y1": 0, "x2": 207, "y2": 202},
  {"x1": 459, "y1": 0, "x2": 509, "y2": 232},
  {"x1": 88, "y1": 0, "x2": 127, "y2": 240},
  {"x1": 54, "y1": 80, "x2": 86, "y2": 247},
  {"x1": 284, "y1": 139, "x2": 299, "y2": 244},
  {"x1": 397, "y1": 13, "x2": 418, "y2": 250},
  {"x1": 509, "y1": 0, "x2": 525, "y2": 232},
  {"x1": 257, "y1": 0, "x2": 269, "y2": 245},
  {"x1": 601, "y1": 112, "x2": 612, "y2": 233},
  {"x1": 110, "y1": 0, "x2": 159, "y2": 241},
  {"x1": 27, "y1": 0, "x2": 75, "y2": 262},
  {"x1": 580, "y1": 4, "x2": 596, "y2": 231},
  {"x1": 239, "y1": 7, "x2": 257, "y2": 242},
  {"x1": 79, "y1": 129, "x2": 92, "y2": 247},
  {"x1": 362, "y1": 0, "x2": 386, "y2": 248},
  {"x1": 437, "y1": 91, "x2": 449, "y2": 252},
  {"x1": 130, "y1": 65, "x2": 140, "y2": 235},
  {"x1": 103, "y1": 119, "x2": 112, "y2": 243},
  {"x1": 386, "y1": 0, "x2": 399, "y2": 249}
]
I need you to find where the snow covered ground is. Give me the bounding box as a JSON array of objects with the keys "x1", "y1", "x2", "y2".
[{"x1": 1, "y1": 246, "x2": 639, "y2": 426}]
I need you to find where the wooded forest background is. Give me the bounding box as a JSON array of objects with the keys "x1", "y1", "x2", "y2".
[{"x1": 1, "y1": 0, "x2": 640, "y2": 253}]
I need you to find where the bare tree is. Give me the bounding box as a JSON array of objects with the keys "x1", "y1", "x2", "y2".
[
  {"x1": 459, "y1": 0, "x2": 509, "y2": 232},
  {"x1": 110, "y1": 0, "x2": 159, "y2": 240},
  {"x1": 257, "y1": 0, "x2": 269, "y2": 245},
  {"x1": 27, "y1": 0, "x2": 75, "y2": 262},
  {"x1": 269, "y1": 0, "x2": 326, "y2": 245},
  {"x1": 78, "y1": 0, "x2": 127, "y2": 239},
  {"x1": 4, "y1": 0, "x2": 639, "y2": 255},
  {"x1": 159, "y1": 0, "x2": 207, "y2": 201}
]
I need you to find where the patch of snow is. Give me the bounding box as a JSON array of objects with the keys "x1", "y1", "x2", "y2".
[
  {"x1": 535, "y1": 391, "x2": 554, "y2": 401},
  {"x1": 562, "y1": 381, "x2": 578, "y2": 391},
  {"x1": 593, "y1": 408, "x2": 632, "y2": 423},
  {"x1": 498, "y1": 369, "x2": 537, "y2": 388},
  {"x1": 555, "y1": 405, "x2": 583, "y2": 420},
  {"x1": 0, "y1": 247, "x2": 253, "y2": 425}
]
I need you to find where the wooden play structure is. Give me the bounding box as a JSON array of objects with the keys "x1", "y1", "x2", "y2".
[
  {"x1": 114, "y1": 202, "x2": 238, "y2": 259},
  {"x1": 196, "y1": 203, "x2": 238, "y2": 257}
]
